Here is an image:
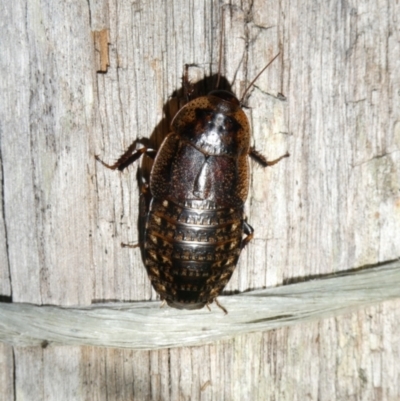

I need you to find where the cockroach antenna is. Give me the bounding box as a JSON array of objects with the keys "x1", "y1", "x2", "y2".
[
  {"x1": 240, "y1": 52, "x2": 280, "y2": 104},
  {"x1": 215, "y1": 8, "x2": 225, "y2": 89}
]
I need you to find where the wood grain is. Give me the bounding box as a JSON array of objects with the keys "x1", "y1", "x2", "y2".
[{"x1": 1, "y1": 0, "x2": 400, "y2": 399}]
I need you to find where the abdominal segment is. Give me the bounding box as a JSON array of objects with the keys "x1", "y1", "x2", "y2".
[{"x1": 143, "y1": 197, "x2": 244, "y2": 308}]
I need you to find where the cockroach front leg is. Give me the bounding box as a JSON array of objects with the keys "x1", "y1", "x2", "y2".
[
  {"x1": 249, "y1": 147, "x2": 289, "y2": 167},
  {"x1": 95, "y1": 143, "x2": 157, "y2": 172}
]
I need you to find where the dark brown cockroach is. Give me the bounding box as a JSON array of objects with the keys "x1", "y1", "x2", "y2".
[{"x1": 96, "y1": 55, "x2": 288, "y2": 313}]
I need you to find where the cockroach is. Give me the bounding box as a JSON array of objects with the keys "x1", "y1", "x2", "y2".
[{"x1": 96, "y1": 25, "x2": 289, "y2": 313}]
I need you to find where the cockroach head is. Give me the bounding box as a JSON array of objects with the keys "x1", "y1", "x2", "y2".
[{"x1": 208, "y1": 90, "x2": 240, "y2": 108}]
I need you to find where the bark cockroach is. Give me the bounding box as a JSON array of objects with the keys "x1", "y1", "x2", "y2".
[{"x1": 96, "y1": 24, "x2": 289, "y2": 313}]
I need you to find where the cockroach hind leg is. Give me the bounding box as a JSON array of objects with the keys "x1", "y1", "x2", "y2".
[
  {"x1": 214, "y1": 298, "x2": 228, "y2": 315},
  {"x1": 250, "y1": 147, "x2": 289, "y2": 168},
  {"x1": 95, "y1": 154, "x2": 119, "y2": 170}
]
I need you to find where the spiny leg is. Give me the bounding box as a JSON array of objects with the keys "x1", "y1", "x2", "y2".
[
  {"x1": 96, "y1": 145, "x2": 153, "y2": 249},
  {"x1": 250, "y1": 147, "x2": 289, "y2": 167},
  {"x1": 214, "y1": 298, "x2": 228, "y2": 315},
  {"x1": 206, "y1": 299, "x2": 227, "y2": 314},
  {"x1": 95, "y1": 144, "x2": 157, "y2": 172}
]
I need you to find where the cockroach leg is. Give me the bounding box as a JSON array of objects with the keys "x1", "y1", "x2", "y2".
[
  {"x1": 214, "y1": 298, "x2": 228, "y2": 315},
  {"x1": 249, "y1": 147, "x2": 290, "y2": 167},
  {"x1": 95, "y1": 145, "x2": 157, "y2": 172}
]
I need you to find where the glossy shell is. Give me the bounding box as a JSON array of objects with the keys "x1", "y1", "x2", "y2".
[{"x1": 143, "y1": 94, "x2": 251, "y2": 309}]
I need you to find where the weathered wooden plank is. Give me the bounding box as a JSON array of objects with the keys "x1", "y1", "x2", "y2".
[
  {"x1": 1, "y1": 0, "x2": 400, "y2": 400},
  {"x1": 0, "y1": 344, "x2": 13, "y2": 400},
  {"x1": 1, "y1": 0, "x2": 95, "y2": 306},
  {"x1": 9, "y1": 313, "x2": 400, "y2": 401},
  {"x1": 0, "y1": 158, "x2": 10, "y2": 297},
  {"x1": 13, "y1": 346, "x2": 83, "y2": 400}
]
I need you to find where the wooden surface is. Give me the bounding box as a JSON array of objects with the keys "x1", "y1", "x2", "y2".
[{"x1": 1, "y1": 0, "x2": 400, "y2": 400}]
